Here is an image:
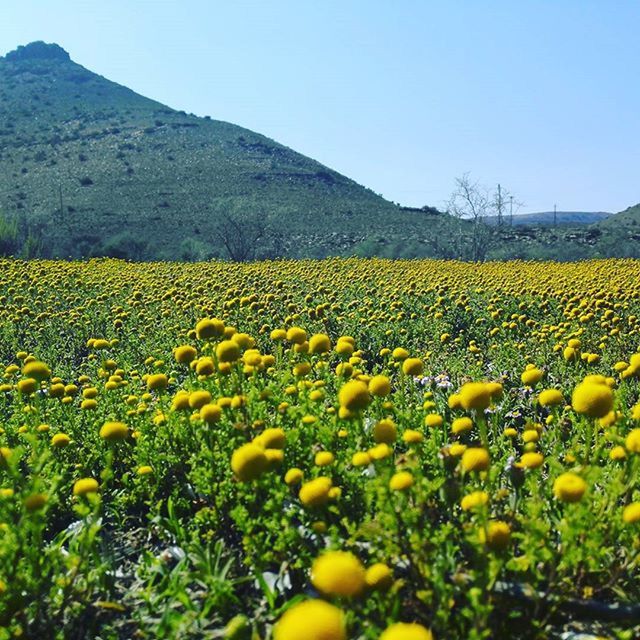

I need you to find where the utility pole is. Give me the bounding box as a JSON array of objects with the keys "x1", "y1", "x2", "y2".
[
  {"x1": 509, "y1": 195, "x2": 513, "y2": 226},
  {"x1": 497, "y1": 184, "x2": 503, "y2": 226},
  {"x1": 553, "y1": 203, "x2": 557, "y2": 227}
]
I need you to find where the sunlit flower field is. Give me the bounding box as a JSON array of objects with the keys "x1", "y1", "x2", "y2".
[{"x1": 0, "y1": 257, "x2": 639, "y2": 639}]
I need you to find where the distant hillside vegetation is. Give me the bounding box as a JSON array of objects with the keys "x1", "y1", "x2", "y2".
[{"x1": 0, "y1": 41, "x2": 464, "y2": 260}]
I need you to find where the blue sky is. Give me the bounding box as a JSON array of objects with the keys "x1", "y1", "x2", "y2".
[{"x1": 2, "y1": 1, "x2": 639, "y2": 213}]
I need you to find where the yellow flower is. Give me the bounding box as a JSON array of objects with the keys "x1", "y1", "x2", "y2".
[
  {"x1": 146, "y1": 373, "x2": 168, "y2": 391},
  {"x1": 195, "y1": 318, "x2": 224, "y2": 340},
  {"x1": 99, "y1": 421, "x2": 128, "y2": 442},
  {"x1": 369, "y1": 375, "x2": 391, "y2": 397},
  {"x1": 403, "y1": 429, "x2": 424, "y2": 444},
  {"x1": 521, "y1": 367, "x2": 543, "y2": 386},
  {"x1": 174, "y1": 345, "x2": 197, "y2": 364},
  {"x1": 51, "y1": 433, "x2": 70, "y2": 448},
  {"x1": 451, "y1": 416, "x2": 473, "y2": 434},
  {"x1": 373, "y1": 418, "x2": 397, "y2": 443},
  {"x1": 254, "y1": 427, "x2": 286, "y2": 449},
  {"x1": 392, "y1": 347, "x2": 409, "y2": 361},
  {"x1": 22, "y1": 361, "x2": 51, "y2": 381},
  {"x1": 389, "y1": 471, "x2": 414, "y2": 491},
  {"x1": 315, "y1": 451, "x2": 335, "y2": 467},
  {"x1": 352, "y1": 451, "x2": 371, "y2": 466},
  {"x1": 553, "y1": 472, "x2": 586, "y2": 503},
  {"x1": 610, "y1": 445, "x2": 626, "y2": 461},
  {"x1": 459, "y1": 382, "x2": 491, "y2": 411},
  {"x1": 538, "y1": 389, "x2": 564, "y2": 406},
  {"x1": 137, "y1": 465, "x2": 153, "y2": 476},
  {"x1": 73, "y1": 478, "x2": 99, "y2": 496},
  {"x1": 309, "y1": 333, "x2": 331, "y2": 354},
  {"x1": 274, "y1": 600, "x2": 346, "y2": 640},
  {"x1": 311, "y1": 551, "x2": 365, "y2": 597},
  {"x1": 286, "y1": 326, "x2": 307, "y2": 345},
  {"x1": 484, "y1": 520, "x2": 511, "y2": 550},
  {"x1": 200, "y1": 403, "x2": 222, "y2": 424},
  {"x1": 622, "y1": 503, "x2": 640, "y2": 524},
  {"x1": 299, "y1": 477, "x2": 332, "y2": 507},
  {"x1": 231, "y1": 443, "x2": 268, "y2": 481},
  {"x1": 365, "y1": 563, "x2": 393, "y2": 590},
  {"x1": 24, "y1": 493, "x2": 47, "y2": 511},
  {"x1": 424, "y1": 413, "x2": 443, "y2": 428},
  {"x1": 284, "y1": 468, "x2": 304, "y2": 485},
  {"x1": 379, "y1": 622, "x2": 433, "y2": 640},
  {"x1": 626, "y1": 429, "x2": 640, "y2": 453},
  {"x1": 402, "y1": 358, "x2": 424, "y2": 376},
  {"x1": 518, "y1": 452, "x2": 544, "y2": 469},
  {"x1": 461, "y1": 447, "x2": 490, "y2": 472},
  {"x1": 338, "y1": 380, "x2": 370, "y2": 412},
  {"x1": 216, "y1": 340, "x2": 241, "y2": 363},
  {"x1": 461, "y1": 490, "x2": 489, "y2": 511},
  {"x1": 17, "y1": 378, "x2": 38, "y2": 395},
  {"x1": 572, "y1": 381, "x2": 613, "y2": 418}
]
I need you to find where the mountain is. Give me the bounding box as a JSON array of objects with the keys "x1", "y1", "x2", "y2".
[
  {"x1": 484, "y1": 211, "x2": 611, "y2": 227},
  {"x1": 0, "y1": 41, "x2": 455, "y2": 260},
  {"x1": 597, "y1": 203, "x2": 640, "y2": 229}
]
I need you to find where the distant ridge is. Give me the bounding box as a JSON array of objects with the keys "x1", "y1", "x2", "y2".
[
  {"x1": 485, "y1": 211, "x2": 611, "y2": 227},
  {"x1": 0, "y1": 41, "x2": 456, "y2": 260}
]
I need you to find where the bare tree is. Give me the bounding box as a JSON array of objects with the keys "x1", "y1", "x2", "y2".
[
  {"x1": 447, "y1": 174, "x2": 522, "y2": 261},
  {"x1": 213, "y1": 212, "x2": 281, "y2": 262}
]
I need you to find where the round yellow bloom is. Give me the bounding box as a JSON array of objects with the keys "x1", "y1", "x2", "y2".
[
  {"x1": 200, "y1": 403, "x2": 222, "y2": 424},
  {"x1": 610, "y1": 445, "x2": 626, "y2": 461},
  {"x1": 459, "y1": 382, "x2": 491, "y2": 411},
  {"x1": 284, "y1": 468, "x2": 304, "y2": 485},
  {"x1": 485, "y1": 520, "x2": 511, "y2": 550},
  {"x1": 17, "y1": 378, "x2": 38, "y2": 395},
  {"x1": 553, "y1": 472, "x2": 587, "y2": 503},
  {"x1": 189, "y1": 390, "x2": 212, "y2": 409},
  {"x1": 216, "y1": 340, "x2": 241, "y2": 363},
  {"x1": 623, "y1": 503, "x2": 640, "y2": 524},
  {"x1": 403, "y1": 429, "x2": 424, "y2": 444},
  {"x1": 461, "y1": 447, "x2": 490, "y2": 472},
  {"x1": 538, "y1": 389, "x2": 564, "y2": 407},
  {"x1": 22, "y1": 361, "x2": 51, "y2": 381},
  {"x1": 402, "y1": 358, "x2": 424, "y2": 376},
  {"x1": 195, "y1": 318, "x2": 224, "y2": 340},
  {"x1": 626, "y1": 429, "x2": 640, "y2": 453},
  {"x1": 572, "y1": 381, "x2": 613, "y2": 418},
  {"x1": 231, "y1": 443, "x2": 268, "y2": 481},
  {"x1": 24, "y1": 493, "x2": 47, "y2": 511},
  {"x1": 254, "y1": 428, "x2": 286, "y2": 449},
  {"x1": 451, "y1": 416, "x2": 473, "y2": 434},
  {"x1": 365, "y1": 562, "x2": 393, "y2": 590},
  {"x1": 315, "y1": 451, "x2": 335, "y2": 467},
  {"x1": 137, "y1": 465, "x2": 153, "y2": 476},
  {"x1": 373, "y1": 418, "x2": 397, "y2": 443},
  {"x1": 309, "y1": 333, "x2": 331, "y2": 354},
  {"x1": 299, "y1": 477, "x2": 332, "y2": 507},
  {"x1": 174, "y1": 345, "x2": 197, "y2": 364},
  {"x1": 379, "y1": 622, "x2": 433, "y2": 640},
  {"x1": 196, "y1": 357, "x2": 215, "y2": 376},
  {"x1": 352, "y1": 451, "x2": 371, "y2": 466},
  {"x1": 146, "y1": 373, "x2": 168, "y2": 391},
  {"x1": 461, "y1": 490, "x2": 489, "y2": 511},
  {"x1": 369, "y1": 375, "x2": 391, "y2": 397},
  {"x1": 521, "y1": 368, "x2": 543, "y2": 386},
  {"x1": 338, "y1": 380, "x2": 370, "y2": 412},
  {"x1": 51, "y1": 433, "x2": 70, "y2": 448},
  {"x1": 274, "y1": 600, "x2": 346, "y2": 640},
  {"x1": 392, "y1": 347, "x2": 409, "y2": 361},
  {"x1": 99, "y1": 421, "x2": 128, "y2": 442},
  {"x1": 518, "y1": 452, "x2": 544, "y2": 469},
  {"x1": 286, "y1": 326, "x2": 307, "y2": 345},
  {"x1": 73, "y1": 478, "x2": 99, "y2": 496},
  {"x1": 311, "y1": 551, "x2": 366, "y2": 597},
  {"x1": 424, "y1": 413, "x2": 443, "y2": 428},
  {"x1": 389, "y1": 471, "x2": 414, "y2": 491}
]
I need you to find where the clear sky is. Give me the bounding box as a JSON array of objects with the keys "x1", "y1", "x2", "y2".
[{"x1": 1, "y1": 1, "x2": 639, "y2": 213}]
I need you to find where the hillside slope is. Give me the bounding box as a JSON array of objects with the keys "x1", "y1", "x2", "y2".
[
  {"x1": 485, "y1": 211, "x2": 610, "y2": 227},
  {"x1": 0, "y1": 41, "x2": 455, "y2": 260}
]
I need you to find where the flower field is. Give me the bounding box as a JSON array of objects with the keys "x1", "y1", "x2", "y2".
[{"x1": 1, "y1": 257, "x2": 640, "y2": 639}]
